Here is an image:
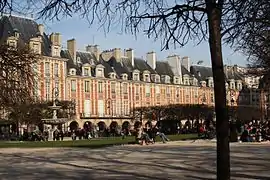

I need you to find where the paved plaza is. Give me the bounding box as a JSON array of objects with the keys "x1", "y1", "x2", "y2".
[{"x1": 0, "y1": 140, "x2": 269, "y2": 180}]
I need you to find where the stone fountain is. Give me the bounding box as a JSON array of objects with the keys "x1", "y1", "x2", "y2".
[{"x1": 41, "y1": 88, "x2": 68, "y2": 139}]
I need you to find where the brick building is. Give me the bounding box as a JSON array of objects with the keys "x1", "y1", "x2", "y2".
[{"x1": 0, "y1": 15, "x2": 257, "y2": 131}]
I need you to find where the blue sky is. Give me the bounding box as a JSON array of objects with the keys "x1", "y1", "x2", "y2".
[{"x1": 41, "y1": 16, "x2": 248, "y2": 67}]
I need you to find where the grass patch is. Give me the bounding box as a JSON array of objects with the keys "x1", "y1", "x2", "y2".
[{"x1": 0, "y1": 134, "x2": 198, "y2": 148}]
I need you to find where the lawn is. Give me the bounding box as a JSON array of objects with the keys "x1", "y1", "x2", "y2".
[{"x1": 0, "y1": 134, "x2": 198, "y2": 148}]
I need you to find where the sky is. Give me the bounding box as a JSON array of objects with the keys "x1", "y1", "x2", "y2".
[{"x1": 40, "y1": 16, "x2": 248, "y2": 67}]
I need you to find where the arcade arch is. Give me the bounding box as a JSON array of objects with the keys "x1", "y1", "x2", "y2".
[
  {"x1": 69, "y1": 121, "x2": 79, "y2": 131},
  {"x1": 83, "y1": 121, "x2": 93, "y2": 130},
  {"x1": 97, "y1": 121, "x2": 106, "y2": 131},
  {"x1": 122, "y1": 121, "x2": 130, "y2": 130}
]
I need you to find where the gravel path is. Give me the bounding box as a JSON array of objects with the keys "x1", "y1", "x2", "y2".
[{"x1": 0, "y1": 140, "x2": 269, "y2": 180}]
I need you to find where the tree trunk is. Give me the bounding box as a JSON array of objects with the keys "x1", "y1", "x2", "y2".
[{"x1": 206, "y1": 1, "x2": 230, "y2": 180}]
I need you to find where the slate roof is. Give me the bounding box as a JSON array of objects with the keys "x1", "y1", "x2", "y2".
[
  {"x1": 0, "y1": 15, "x2": 51, "y2": 56},
  {"x1": 0, "y1": 15, "x2": 246, "y2": 86},
  {"x1": 190, "y1": 65, "x2": 213, "y2": 81},
  {"x1": 190, "y1": 65, "x2": 244, "y2": 82},
  {"x1": 155, "y1": 61, "x2": 174, "y2": 76}
]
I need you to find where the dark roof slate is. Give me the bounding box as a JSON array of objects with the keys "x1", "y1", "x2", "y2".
[
  {"x1": 190, "y1": 65, "x2": 213, "y2": 81},
  {"x1": 155, "y1": 61, "x2": 174, "y2": 77},
  {"x1": 0, "y1": 15, "x2": 51, "y2": 56}
]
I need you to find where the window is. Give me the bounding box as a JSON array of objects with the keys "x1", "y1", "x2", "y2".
[
  {"x1": 144, "y1": 74, "x2": 150, "y2": 82},
  {"x1": 165, "y1": 76, "x2": 171, "y2": 84},
  {"x1": 176, "y1": 87, "x2": 180, "y2": 98},
  {"x1": 71, "y1": 80, "x2": 76, "y2": 92},
  {"x1": 84, "y1": 68, "x2": 90, "y2": 76},
  {"x1": 54, "y1": 46, "x2": 59, "y2": 56},
  {"x1": 155, "y1": 75, "x2": 160, "y2": 83},
  {"x1": 98, "y1": 100, "x2": 104, "y2": 116},
  {"x1": 209, "y1": 80, "x2": 214, "y2": 88},
  {"x1": 84, "y1": 100, "x2": 91, "y2": 117},
  {"x1": 155, "y1": 86, "x2": 160, "y2": 94},
  {"x1": 98, "y1": 81, "x2": 103, "y2": 93},
  {"x1": 174, "y1": 77, "x2": 179, "y2": 84},
  {"x1": 85, "y1": 81, "x2": 90, "y2": 92},
  {"x1": 54, "y1": 63, "x2": 59, "y2": 77},
  {"x1": 45, "y1": 80, "x2": 50, "y2": 101},
  {"x1": 8, "y1": 41, "x2": 16, "y2": 48},
  {"x1": 211, "y1": 93, "x2": 214, "y2": 103},
  {"x1": 123, "y1": 83, "x2": 128, "y2": 94},
  {"x1": 122, "y1": 74, "x2": 128, "y2": 80},
  {"x1": 166, "y1": 87, "x2": 170, "y2": 97},
  {"x1": 230, "y1": 81, "x2": 235, "y2": 89},
  {"x1": 184, "y1": 78, "x2": 189, "y2": 85},
  {"x1": 135, "y1": 85, "x2": 140, "y2": 95},
  {"x1": 111, "y1": 82, "x2": 116, "y2": 93},
  {"x1": 110, "y1": 73, "x2": 116, "y2": 79},
  {"x1": 96, "y1": 68, "x2": 103, "y2": 77},
  {"x1": 45, "y1": 62, "x2": 50, "y2": 76},
  {"x1": 145, "y1": 85, "x2": 150, "y2": 97},
  {"x1": 33, "y1": 43, "x2": 39, "y2": 53},
  {"x1": 133, "y1": 73, "x2": 139, "y2": 81}
]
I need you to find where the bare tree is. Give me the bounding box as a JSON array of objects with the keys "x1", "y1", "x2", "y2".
[
  {"x1": 36, "y1": 0, "x2": 268, "y2": 179},
  {"x1": 0, "y1": 0, "x2": 268, "y2": 179},
  {"x1": 0, "y1": 44, "x2": 38, "y2": 109}
]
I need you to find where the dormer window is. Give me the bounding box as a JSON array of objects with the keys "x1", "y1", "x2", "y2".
[
  {"x1": 192, "y1": 78, "x2": 198, "y2": 86},
  {"x1": 14, "y1": 32, "x2": 19, "y2": 38},
  {"x1": 77, "y1": 57, "x2": 81, "y2": 64},
  {"x1": 207, "y1": 77, "x2": 214, "y2": 88},
  {"x1": 236, "y1": 80, "x2": 242, "y2": 90},
  {"x1": 69, "y1": 68, "x2": 76, "y2": 75},
  {"x1": 183, "y1": 75, "x2": 190, "y2": 85},
  {"x1": 164, "y1": 75, "x2": 171, "y2": 84},
  {"x1": 96, "y1": 64, "x2": 104, "y2": 77},
  {"x1": 84, "y1": 67, "x2": 90, "y2": 76},
  {"x1": 174, "y1": 76, "x2": 180, "y2": 84},
  {"x1": 229, "y1": 79, "x2": 235, "y2": 89},
  {"x1": 200, "y1": 81, "x2": 206, "y2": 87},
  {"x1": 143, "y1": 74, "x2": 150, "y2": 82},
  {"x1": 225, "y1": 83, "x2": 229, "y2": 89},
  {"x1": 133, "y1": 73, "x2": 140, "y2": 81},
  {"x1": 53, "y1": 46, "x2": 60, "y2": 57},
  {"x1": 109, "y1": 72, "x2": 116, "y2": 79},
  {"x1": 33, "y1": 43, "x2": 40, "y2": 54},
  {"x1": 155, "y1": 75, "x2": 160, "y2": 83},
  {"x1": 122, "y1": 73, "x2": 128, "y2": 80},
  {"x1": 8, "y1": 40, "x2": 16, "y2": 48}
]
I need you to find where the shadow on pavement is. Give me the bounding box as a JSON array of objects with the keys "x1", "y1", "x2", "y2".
[{"x1": 0, "y1": 142, "x2": 269, "y2": 180}]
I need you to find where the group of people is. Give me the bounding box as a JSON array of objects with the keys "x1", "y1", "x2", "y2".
[
  {"x1": 239, "y1": 120, "x2": 270, "y2": 142},
  {"x1": 135, "y1": 123, "x2": 169, "y2": 145}
]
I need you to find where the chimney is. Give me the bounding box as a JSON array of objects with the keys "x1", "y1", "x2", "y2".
[
  {"x1": 146, "y1": 51, "x2": 156, "y2": 70},
  {"x1": 167, "y1": 54, "x2": 182, "y2": 77},
  {"x1": 38, "y1": 24, "x2": 44, "y2": 35},
  {"x1": 233, "y1": 64, "x2": 238, "y2": 72},
  {"x1": 50, "y1": 33, "x2": 61, "y2": 46},
  {"x1": 86, "y1": 44, "x2": 100, "y2": 61},
  {"x1": 67, "y1": 39, "x2": 76, "y2": 64},
  {"x1": 126, "y1": 48, "x2": 134, "y2": 67},
  {"x1": 113, "y1": 48, "x2": 121, "y2": 61},
  {"x1": 182, "y1": 56, "x2": 190, "y2": 71}
]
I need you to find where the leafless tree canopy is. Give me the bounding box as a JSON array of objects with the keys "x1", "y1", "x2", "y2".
[
  {"x1": 28, "y1": 0, "x2": 267, "y2": 50},
  {"x1": 0, "y1": 44, "x2": 38, "y2": 109}
]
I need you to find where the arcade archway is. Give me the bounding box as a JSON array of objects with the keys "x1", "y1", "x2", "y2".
[
  {"x1": 122, "y1": 121, "x2": 130, "y2": 130},
  {"x1": 97, "y1": 121, "x2": 106, "y2": 131},
  {"x1": 69, "y1": 121, "x2": 79, "y2": 131},
  {"x1": 83, "y1": 121, "x2": 93, "y2": 131},
  {"x1": 134, "y1": 121, "x2": 141, "y2": 129}
]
